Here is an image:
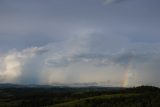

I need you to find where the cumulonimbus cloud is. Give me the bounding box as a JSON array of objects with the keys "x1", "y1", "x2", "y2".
[{"x1": 0, "y1": 47, "x2": 48, "y2": 83}]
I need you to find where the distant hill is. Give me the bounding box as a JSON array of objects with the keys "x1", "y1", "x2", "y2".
[
  {"x1": 0, "y1": 83, "x2": 124, "y2": 90},
  {"x1": 0, "y1": 83, "x2": 26, "y2": 88}
]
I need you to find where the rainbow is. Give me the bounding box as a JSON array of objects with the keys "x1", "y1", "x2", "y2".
[{"x1": 122, "y1": 62, "x2": 132, "y2": 87}]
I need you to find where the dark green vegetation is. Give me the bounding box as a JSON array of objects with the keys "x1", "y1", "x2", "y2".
[{"x1": 0, "y1": 84, "x2": 160, "y2": 107}]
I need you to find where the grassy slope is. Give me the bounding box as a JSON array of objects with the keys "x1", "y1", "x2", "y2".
[
  {"x1": 50, "y1": 92, "x2": 160, "y2": 107},
  {"x1": 50, "y1": 93, "x2": 140, "y2": 107}
]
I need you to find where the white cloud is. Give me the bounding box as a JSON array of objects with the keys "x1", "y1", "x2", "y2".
[
  {"x1": 0, "y1": 54, "x2": 22, "y2": 83},
  {"x1": 0, "y1": 47, "x2": 48, "y2": 83}
]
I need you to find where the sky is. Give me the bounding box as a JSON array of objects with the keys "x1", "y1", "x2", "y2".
[{"x1": 0, "y1": 0, "x2": 160, "y2": 87}]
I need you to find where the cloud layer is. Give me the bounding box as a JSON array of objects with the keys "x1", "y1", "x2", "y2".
[
  {"x1": 102, "y1": 0, "x2": 127, "y2": 5},
  {"x1": 0, "y1": 32, "x2": 160, "y2": 87},
  {"x1": 0, "y1": 0, "x2": 160, "y2": 87}
]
